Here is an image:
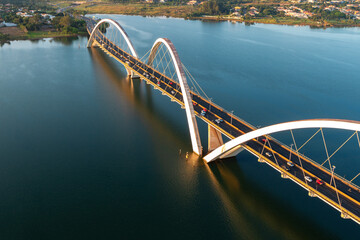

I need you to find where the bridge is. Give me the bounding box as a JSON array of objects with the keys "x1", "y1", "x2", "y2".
[{"x1": 83, "y1": 17, "x2": 360, "y2": 225}]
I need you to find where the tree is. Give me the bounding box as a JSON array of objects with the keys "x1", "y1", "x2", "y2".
[
  {"x1": 59, "y1": 15, "x2": 71, "y2": 29},
  {"x1": 200, "y1": 0, "x2": 220, "y2": 15}
]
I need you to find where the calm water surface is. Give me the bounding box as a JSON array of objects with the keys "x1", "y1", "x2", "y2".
[{"x1": 0, "y1": 15, "x2": 360, "y2": 239}]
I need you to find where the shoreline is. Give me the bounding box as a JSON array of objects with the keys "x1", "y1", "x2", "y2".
[
  {"x1": 188, "y1": 16, "x2": 360, "y2": 28},
  {"x1": 86, "y1": 12, "x2": 360, "y2": 28},
  {"x1": 0, "y1": 28, "x2": 87, "y2": 45},
  {"x1": 75, "y1": 2, "x2": 360, "y2": 29},
  {"x1": 2, "y1": 11, "x2": 359, "y2": 46}
]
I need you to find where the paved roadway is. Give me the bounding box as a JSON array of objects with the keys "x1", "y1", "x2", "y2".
[{"x1": 84, "y1": 17, "x2": 360, "y2": 223}]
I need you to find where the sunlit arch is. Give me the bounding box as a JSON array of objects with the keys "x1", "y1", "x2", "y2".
[
  {"x1": 87, "y1": 18, "x2": 138, "y2": 58},
  {"x1": 148, "y1": 38, "x2": 202, "y2": 155},
  {"x1": 204, "y1": 119, "x2": 360, "y2": 162}
]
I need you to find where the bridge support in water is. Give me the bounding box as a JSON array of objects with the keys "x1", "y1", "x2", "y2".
[
  {"x1": 208, "y1": 125, "x2": 223, "y2": 152},
  {"x1": 125, "y1": 67, "x2": 139, "y2": 79},
  {"x1": 208, "y1": 125, "x2": 244, "y2": 158}
]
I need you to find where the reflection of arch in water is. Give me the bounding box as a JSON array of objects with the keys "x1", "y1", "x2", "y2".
[
  {"x1": 90, "y1": 47, "x2": 200, "y2": 189},
  {"x1": 205, "y1": 119, "x2": 360, "y2": 162},
  {"x1": 89, "y1": 47, "x2": 191, "y2": 149}
]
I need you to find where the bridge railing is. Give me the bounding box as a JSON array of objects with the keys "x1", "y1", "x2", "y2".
[{"x1": 195, "y1": 95, "x2": 257, "y2": 131}]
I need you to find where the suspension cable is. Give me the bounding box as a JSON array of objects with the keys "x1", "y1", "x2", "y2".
[
  {"x1": 319, "y1": 129, "x2": 345, "y2": 210},
  {"x1": 298, "y1": 129, "x2": 321, "y2": 152},
  {"x1": 290, "y1": 129, "x2": 307, "y2": 184},
  {"x1": 182, "y1": 64, "x2": 210, "y2": 100},
  {"x1": 259, "y1": 137, "x2": 267, "y2": 161},
  {"x1": 185, "y1": 70, "x2": 201, "y2": 97},
  {"x1": 139, "y1": 46, "x2": 153, "y2": 64},
  {"x1": 183, "y1": 64, "x2": 208, "y2": 99},
  {"x1": 321, "y1": 131, "x2": 357, "y2": 166},
  {"x1": 320, "y1": 128, "x2": 331, "y2": 168},
  {"x1": 350, "y1": 172, "x2": 360, "y2": 183},
  {"x1": 155, "y1": 45, "x2": 169, "y2": 72},
  {"x1": 267, "y1": 138, "x2": 280, "y2": 167}
]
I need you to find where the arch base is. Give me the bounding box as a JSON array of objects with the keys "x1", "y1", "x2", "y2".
[
  {"x1": 125, "y1": 68, "x2": 139, "y2": 79},
  {"x1": 208, "y1": 125, "x2": 223, "y2": 152}
]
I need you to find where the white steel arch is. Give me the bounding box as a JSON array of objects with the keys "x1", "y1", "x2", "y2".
[
  {"x1": 87, "y1": 19, "x2": 138, "y2": 58},
  {"x1": 204, "y1": 119, "x2": 360, "y2": 163},
  {"x1": 148, "y1": 38, "x2": 202, "y2": 155}
]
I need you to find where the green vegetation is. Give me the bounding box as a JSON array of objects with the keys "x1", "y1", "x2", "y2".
[
  {"x1": 69, "y1": 0, "x2": 360, "y2": 27},
  {"x1": 0, "y1": 0, "x2": 359, "y2": 35},
  {"x1": 2, "y1": 11, "x2": 86, "y2": 33},
  {"x1": 26, "y1": 30, "x2": 79, "y2": 39},
  {"x1": 74, "y1": 3, "x2": 194, "y2": 18},
  {"x1": 3, "y1": 13, "x2": 43, "y2": 31},
  {"x1": 0, "y1": 32, "x2": 9, "y2": 42},
  {"x1": 52, "y1": 15, "x2": 87, "y2": 33}
]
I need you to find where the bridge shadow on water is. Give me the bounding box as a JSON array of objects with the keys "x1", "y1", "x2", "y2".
[
  {"x1": 204, "y1": 158, "x2": 338, "y2": 240},
  {"x1": 87, "y1": 46, "x2": 339, "y2": 240},
  {"x1": 87, "y1": 47, "x2": 192, "y2": 149}
]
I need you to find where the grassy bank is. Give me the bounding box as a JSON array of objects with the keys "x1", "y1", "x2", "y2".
[
  {"x1": 75, "y1": 3, "x2": 195, "y2": 18},
  {"x1": 26, "y1": 31, "x2": 86, "y2": 40},
  {"x1": 0, "y1": 27, "x2": 86, "y2": 44}
]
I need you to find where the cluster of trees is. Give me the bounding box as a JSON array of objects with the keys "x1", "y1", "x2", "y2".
[
  {"x1": 2, "y1": 13, "x2": 44, "y2": 30},
  {"x1": 0, "y1": 32, "x2": 9, "y2": 43},
  {"x1": 189, "y1": 0, "x2": 228, "y2": 16},
  {"x1": 51, "y1": 15, "x2": 86, "y2": 33},
  {"x1": 1, "y1": 11, "x2": 86, "y2": 33},
  {"x1": 312, "y1": 10, "x2": 347, "y2": 20},
  {"x1": 186, "y1": 1, "x2": 356, "y2": 21}
]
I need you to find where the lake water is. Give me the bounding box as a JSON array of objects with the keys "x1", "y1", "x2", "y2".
[{"x1": 0, "y1": 14, "x2": 360, "y2": 239}]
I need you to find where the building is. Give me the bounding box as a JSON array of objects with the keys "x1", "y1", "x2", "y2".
[
  {"x1": 187, "y1": 0, "x2": 198, "y2": 5},
  {"x1": 234, "y1": 7, "x2": 241, "y2": 12}
]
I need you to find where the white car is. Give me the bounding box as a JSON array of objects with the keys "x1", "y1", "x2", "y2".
[
  {"x1": 287, "y1": 161, "x2": 294, "y2": 167},
  {"x1": 215, "y1": 119, "x2": 223, "y2": 124},
  {"x1": 305, "y1": 176, "x2": 312, "y2": 182},
  {"x1": 265, "y1": 152, "x2": 272, "y2": 157}
]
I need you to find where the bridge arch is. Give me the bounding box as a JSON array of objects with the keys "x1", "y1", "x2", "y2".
[
  {"x1": 204, "y1": 119, "x2": 360, "y2": 162},
  {"x1": 87, "y1": 18, "x2": 138, "y2": 58},
  {"x1": 148, "y1": 38, "x2": 202, "y2": 155}
]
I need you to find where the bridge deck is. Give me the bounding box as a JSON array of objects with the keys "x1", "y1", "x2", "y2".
[{"x1": 84, "y1": 17, "x2": 360, "y2": 224}]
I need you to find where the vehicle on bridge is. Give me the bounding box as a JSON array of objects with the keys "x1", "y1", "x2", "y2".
[
  {"x1": 287, "y1": 161, "x2": 294, "y2": 167},
  {"x1": 316, "y1": 179, "x2": 324, "y2": 185},
  {"x1": 305, "y1": 176, "x2": 313, "y2": 182}
]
